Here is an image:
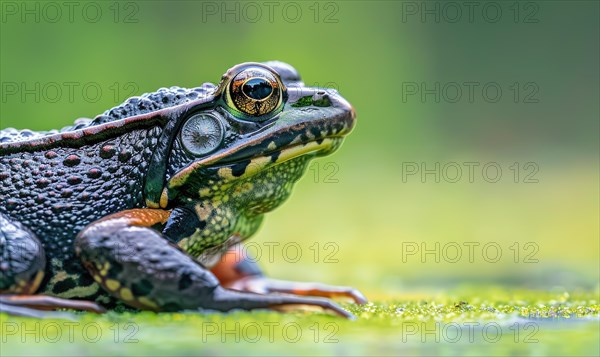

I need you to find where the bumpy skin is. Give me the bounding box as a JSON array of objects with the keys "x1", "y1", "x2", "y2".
[
  {"x1": 1, "y1": 85, "x2": 212, "y2": 302},
  {"x1": 0, "y1": 61, "x2": 357, "y2": 315}
]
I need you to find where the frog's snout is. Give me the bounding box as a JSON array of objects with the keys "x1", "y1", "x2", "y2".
[{"x1": 326, "y1": 89, "x2": 357, "y2": 135}]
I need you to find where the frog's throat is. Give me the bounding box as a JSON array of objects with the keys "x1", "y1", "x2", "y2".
[{"x1": 168, "y1": 137, "x2": 341, "y2": 189}]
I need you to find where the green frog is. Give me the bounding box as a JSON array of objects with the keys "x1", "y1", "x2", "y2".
[{"x1": 0, "y1": 61, "x2": 365, "y2": 318}]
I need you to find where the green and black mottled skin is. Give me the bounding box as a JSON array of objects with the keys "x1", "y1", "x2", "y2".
[{"x1": 0, "y1": 62, "x2": 360, "y2": 317}]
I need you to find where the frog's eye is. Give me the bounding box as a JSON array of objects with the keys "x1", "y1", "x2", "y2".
[
  {"x1": 225, "y1": 67, "x2": 285, "y2": 120},
  {"x1": 180, "y1": 113, "x2": 224, "y2": 156}
]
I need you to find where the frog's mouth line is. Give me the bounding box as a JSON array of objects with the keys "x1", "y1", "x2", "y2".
[
  {"x1": 214, "y1": 137, "x2": 343, "y2": 181},
  {"x1": 168, "y1": 137, "x2": 342, "y2": 188}
]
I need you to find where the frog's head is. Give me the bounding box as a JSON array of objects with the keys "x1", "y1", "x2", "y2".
[{"x1": 146, "y1": 61, "x2": 355, "y2": 215}]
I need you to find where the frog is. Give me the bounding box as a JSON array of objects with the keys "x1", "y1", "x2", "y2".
[{"x1": 0, "y1": 61, "x2": 365, "y2": 319}]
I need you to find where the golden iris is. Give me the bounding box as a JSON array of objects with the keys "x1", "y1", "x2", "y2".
[{"x1": 227, "y1": 67, "x2": 283, "y2": 118}]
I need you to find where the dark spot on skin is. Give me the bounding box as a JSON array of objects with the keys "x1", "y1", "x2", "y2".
[
  {"x1": 231, "y1": 160, "x2": 250, "y2": 177},
  {"x1": 134, "y1": 142, "x2": 145, "y2": 151},
  {"x1": 52, "y1": 278, "x2": 76, "y2": 294},
  {"x1": 45, "y1": 151, "x2": 58, "y2": 159},
  {"x1": 87, "y1": 168, "x2": 102, "y2": 179},
  {"x1": 35, "y1": 178, "x2": 50, "y2": 188},
  {"x1": 131, "y1": 279, "x2": 154, "y2": 296},
  {"x1": 118, "y1": 150, "x2": 132, "y2": 162},
  {"x1": 63, "y1": 154, "x2": 81, "y2": 167},
  {"x1": 52, "y1": 204, "x2": 68, "y2": 213},
  {"x1": 0, "y1": 172, "x2": 8, "y2": 180},
  {"x1": 6, "y1": 199, "x2": 18, "y2": 210},
  {"x1": 61, "y1": 189, "x2": 73, "y2": 198},
  {"x1": 107, "y1": 261, "x2": 123, "y2": 278},
  {"x1": 310, "y1": 127, "x2": 321, "y2": 139},
  {"x1": 270, "y1": 151, "x2": 280, "y2": 162},
  {"x1": 316, "y1": 138, "x2": 324, "y2": 145},
  {"x1": 67, "y1": 176, "x2": 82, "y2": 185},
  {"x1": 178, "y1": 273, "x2": 193, "y2": 290},
  {"x1": 79, "y1": 273, "x2": 95, "y2": 287},
  {"x1": 100, "y1": 145, "x2": 116, "y2": 159}
]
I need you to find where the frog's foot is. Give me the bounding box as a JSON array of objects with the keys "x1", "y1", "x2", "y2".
[
  {"x1": 212, "y1": 244, "x2": 368, "y2": 304},
  {"x1": 75, "y1": 209, "x2": 355, "y2": 319},
  {"x1": 0, "y1": 295, "x2": 106, "y2": 317}
]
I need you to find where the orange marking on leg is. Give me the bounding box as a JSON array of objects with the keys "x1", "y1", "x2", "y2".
[{"x1": 97, "y1": 208, "x2": 172, "y2": 227}]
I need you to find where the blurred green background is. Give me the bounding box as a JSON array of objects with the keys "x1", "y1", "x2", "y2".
[{"x1": 1, "y1": 1, "x2": 598, "y2": 355}]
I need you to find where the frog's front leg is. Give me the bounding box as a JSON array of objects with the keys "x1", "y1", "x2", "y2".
[
  {"x1": 75, "y1": 209, "x2": 354, "y2": 318},
  {"x1": 0, "y1": 213, "x2": 105, "y2": 317},
  {"x1": 211, "y1": 244, "x2": 367, "y2": 304}
]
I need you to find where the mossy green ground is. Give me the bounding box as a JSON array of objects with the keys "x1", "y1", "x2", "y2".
[{"x1": 1, "y1": 288, "x2": 598, "y2": 356}]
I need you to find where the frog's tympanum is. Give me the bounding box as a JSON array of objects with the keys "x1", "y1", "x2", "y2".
[{"x1": 0, "y1": 62, "x2": 364, "y2": 318}]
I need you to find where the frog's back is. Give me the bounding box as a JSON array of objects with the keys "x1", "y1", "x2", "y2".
[
  {"x1": 0, "y1": 84, "x2": 215, "y2": 145},
  {"x1": 0, "y1": 84, "x2": 216, "y2": 297}
]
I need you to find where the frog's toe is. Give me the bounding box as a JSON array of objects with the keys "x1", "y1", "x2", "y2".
[
  {"x1": 269, "y1": 298, "x2": 356, "y2": 320},
  {"x1": 227, "y1": 277, "x2": 368, "y2": 305},
  {"x1": 211, "y1": 287, "x2": 356, "y2": 319},
  {"x1": 0, "y1": 294, "x2": 106, "y2": 317},
  {"x1": 0, "y1": 302, "x2": 77, "y2": 319}
]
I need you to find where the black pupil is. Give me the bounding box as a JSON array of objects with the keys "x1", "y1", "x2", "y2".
[{"x1": 242, "y1": 78, "x2": 273, "y2": 100}]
